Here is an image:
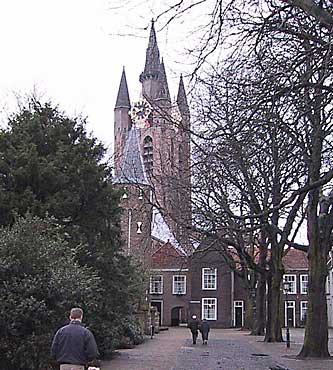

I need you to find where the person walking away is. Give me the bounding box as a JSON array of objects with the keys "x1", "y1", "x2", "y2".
[
  {"x1": 188, "y1": 315, "x2": 199, "y2": 344},
  {"x1": 51, "y1": 307, "x2": 99, "y2": 370},
  {"x1": 200, "y1": 319, "x2": 210, "y2": 345}
]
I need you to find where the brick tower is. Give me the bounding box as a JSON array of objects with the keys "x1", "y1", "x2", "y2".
[{"x1": 114, "y1": 20, "x2": 192, "y2": 255}]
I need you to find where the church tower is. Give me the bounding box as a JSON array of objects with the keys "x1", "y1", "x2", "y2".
[{"x1": 114, "y1": 20, "x2": 192, "y2": 254}]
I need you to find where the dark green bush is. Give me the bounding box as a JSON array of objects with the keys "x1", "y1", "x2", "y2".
[{"x1": 0, "y1": 215, "x2": 100, "y2": 370}]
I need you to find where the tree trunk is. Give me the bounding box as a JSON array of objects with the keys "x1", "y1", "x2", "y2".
[
  {"x1": 244, "y1": 294, "x2": 254, "y2": 330},
  {"x1": 264, "y1": 271, "x2": 283, "y2": 342},
  {"x1": 298, "y1": 89, "x2": 331, "y2": 357},
  {"x1": 298, "y1": 233, "x2": 330, "y2": 357},
  {"x1": 251, "y1": 273, "x2": 266, "y2": 336}
]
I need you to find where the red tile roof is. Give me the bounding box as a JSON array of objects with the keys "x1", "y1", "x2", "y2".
[
  {"x1": 283, "y1": 248, "x2": 308, "y2": 270},
  {"x1": 151, "y1": 240, "x2": 188, "y2": 269}
]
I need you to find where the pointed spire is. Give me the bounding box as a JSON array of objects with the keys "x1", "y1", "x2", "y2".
[
  {"x1": 157, "y1": 59, "x2": 171, "y2": 101},
  {"x1": 113, "y1": 127, "x2": 150, "y2": 186},
  {"x1": 140, "y1": 20, "x2": 161, "y2": 81},
  {"x1": 115, "y1": 67, "x2": 131, "y2": 108},
  {"x1": 177, "y1": 75, "x2": 189, "y2": 114}
]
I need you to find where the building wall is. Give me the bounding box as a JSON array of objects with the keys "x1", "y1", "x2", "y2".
[
  {"x1": 150, "y1": 269, "x2": 190, "y2": 326},
  {"x1": 189, "y1": 249, "x2": 248, "y2": 328},
  {"x1": 116, "y1": 184, "x2": 152, "y2": 264},
  {"x1": 281, "y1": 270, "x2": 309, "y2": 328}
]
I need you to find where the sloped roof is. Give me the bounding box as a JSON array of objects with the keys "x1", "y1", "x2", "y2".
[
  {"x1": 151, "y1": 207, "x2": 186, "y2": 256},
  {"x1": 151, "y1": 240, "x2": 188, "y2": 269},
  {"x1": 283, "y1": 248, "x2": 308, "y2": 270},
  {"x1": 113, "y1": 127, "x2": 150, "y2": 185}
]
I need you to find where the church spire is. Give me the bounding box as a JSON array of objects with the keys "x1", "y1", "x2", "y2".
[
  {"x1": 177, "y1": 75, "x2": 189, "y2": 115},
  {"x1": 140, "y1": 20, "x2": 160, "y2": 82},
  {"x1": 115, "y1": 67, "x2": 131, "y2": 108},
  {"x1": 157, "y1": 58, "x2": 171, "y2": 101}
]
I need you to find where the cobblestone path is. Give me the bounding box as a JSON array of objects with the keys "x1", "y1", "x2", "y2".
[{"x1": 102, "y1": 328, "x2": 284, "y2": 370}]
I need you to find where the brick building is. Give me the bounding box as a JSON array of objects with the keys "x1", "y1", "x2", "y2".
[{"x1": 113, "y1": 21, "x2": 309, "y2": 329}]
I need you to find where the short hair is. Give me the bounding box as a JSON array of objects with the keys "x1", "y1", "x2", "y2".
[{"x1": 70, "y1": 307, "x2": 83, "y2": 320}]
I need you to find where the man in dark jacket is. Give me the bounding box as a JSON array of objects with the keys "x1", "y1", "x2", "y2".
[
  {"x1": 51, "y1": 308, "x2": 99, "y2": 370},
  {"x1": 187, "y1": 314, "x2": 199, "y2": 344},
  {"x1": 200, "y1": 319, "x2": 210, "y2": 345}
]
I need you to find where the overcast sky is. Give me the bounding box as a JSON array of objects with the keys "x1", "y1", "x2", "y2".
[{"x1": 0, "y1": 0, "x2": 188, "y2": 152}]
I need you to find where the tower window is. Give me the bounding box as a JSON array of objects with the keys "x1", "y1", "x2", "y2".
[
  {"x1": 143, "y1": 136, "x2": 153, "y2": 175},
  {"x1": 137, "y1": 222, "x2": 143, "y2": 234}
]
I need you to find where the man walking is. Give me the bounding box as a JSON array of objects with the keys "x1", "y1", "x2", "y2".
[
  {"x1": 51, "y1": 307, "x2": 99, "y2": 370},
  {"x1": 200, "y1": 319, "x2": 210, "y2": 345},
  {"x1": 188, "y1": 314, "x2": 199, "y2": 345}
]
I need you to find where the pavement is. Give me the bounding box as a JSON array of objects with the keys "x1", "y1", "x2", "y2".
[{"x1": 102, "y1": 327, "x2": 333, "y2": 370}]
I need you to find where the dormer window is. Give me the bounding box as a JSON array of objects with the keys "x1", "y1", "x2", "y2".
[{"x1": 143, "y1": 136, "x2": 153, "y2": 175}]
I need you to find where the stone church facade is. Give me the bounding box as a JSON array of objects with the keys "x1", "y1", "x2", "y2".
[{"x1": 113, "y1": 21, "x2": 309, "y2": 329}]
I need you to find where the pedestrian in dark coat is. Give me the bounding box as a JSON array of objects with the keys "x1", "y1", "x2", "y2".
[
  {"x1": 187, "y1": 315, "x2": 199, "y2": 344},
  {"x1": 200, "y1": 319, "x2": 210, "y2": 345},
  {"x1": 51, "y1": 308, "x2": 99, "y2": 370}
]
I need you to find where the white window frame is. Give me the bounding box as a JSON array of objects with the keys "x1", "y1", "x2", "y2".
[
  {"x1": 300, "y1": 301, "x2": 308, "y2": 324},
  {"x1": 283, "y1": 274, "x2": 297, "y2": 294},
  {"x1": 202, "y1": 298, "x2": 217, "y2": 320},
  {"x1": 150, "y1": 275, "x2": 163, "y2": 294},
  {"x1": 300, "y1": 274, "x2": 308, "y2": 295},
  {"x1": 202, "y1": 268, "x2": 217, "y2": 290},
  {"x1": 172, "y1": 275, "x2": 186, "y2": 295}
]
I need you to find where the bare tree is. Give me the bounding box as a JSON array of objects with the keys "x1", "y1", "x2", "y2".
[{"x1": 112, "y1": 0, "x2": 333, "y2": 356}]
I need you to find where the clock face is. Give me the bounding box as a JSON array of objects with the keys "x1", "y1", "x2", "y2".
[{"x1": 130, "y1": 99, "x2": 152, "y2": 128}]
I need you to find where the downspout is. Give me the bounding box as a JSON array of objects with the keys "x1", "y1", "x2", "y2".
[
  {"x1": 127, "y1": 209, "x2": 132, "y2": 255},
  {"x1": 231, "y1": 270, "x2": 235, "y2": 327}
]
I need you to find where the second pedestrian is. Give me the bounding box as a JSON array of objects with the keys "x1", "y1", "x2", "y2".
[
  {"x1": 200, "y1": 319, "x2": 210, "y2": 345},
  {"x1": 188, "y1": 314, "x2": 199, "y2": 345}
]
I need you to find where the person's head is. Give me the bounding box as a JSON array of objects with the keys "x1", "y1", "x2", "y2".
[
  {"x1": 70, "y1": 307, "x2": 83, "y2": 322},
  {"x1": 192, "y1": 314, "x2": 197, "y2": 320}
]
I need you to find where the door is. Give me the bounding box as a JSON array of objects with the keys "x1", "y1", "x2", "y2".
[
  {"x1": 285, "y1": 301, "x2": 295, "y2": 327},
  {"x1": 171, "y1": 307, "x2": 181, "y2": 326},
  {"x1": 234, "y1": 301, "x2": 244, "y2": 327}
]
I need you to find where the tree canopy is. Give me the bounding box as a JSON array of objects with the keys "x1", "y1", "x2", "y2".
[{"x1": 0, "y1": 98, "x2": 145, "y2": 366}]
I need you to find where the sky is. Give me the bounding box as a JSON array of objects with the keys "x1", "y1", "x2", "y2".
[{"x1": 0, "y1": 0, "x2": 188, "y2": 152}]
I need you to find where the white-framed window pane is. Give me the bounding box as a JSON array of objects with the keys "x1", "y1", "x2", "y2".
[
  {"x1": 202, "y1": 268, "x2": 217, "y2": 290},
  {"x1": 300, "y1": 274, "x2": 308, "y2": 295},
  {"x1": 202, "y1": 298, "x2": 217, "y2": 320},
  {"x1": 150, "y1": 275, "x2": 163, "y2": 294},
  {"x1": 300, "y1": 301, "x2": 308, "y2": 324},
  {"x1": 173, "y1": 275, "x2": 186, "y2": 295},
  {"x1": 326, "y1": 274, "x2": 331, "y2": 294},
  {"x1": 283, "y1": 274, "x2": 296, "y2": 294}
]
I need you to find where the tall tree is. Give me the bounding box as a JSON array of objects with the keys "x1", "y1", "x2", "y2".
[{"x1": 0, "y1": 98, "x2": 144, "y2": 356}]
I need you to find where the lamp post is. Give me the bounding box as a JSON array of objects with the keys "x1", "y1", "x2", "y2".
[{"x1": 282, "y1": 281, "x2": 291, "y2": 348}]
